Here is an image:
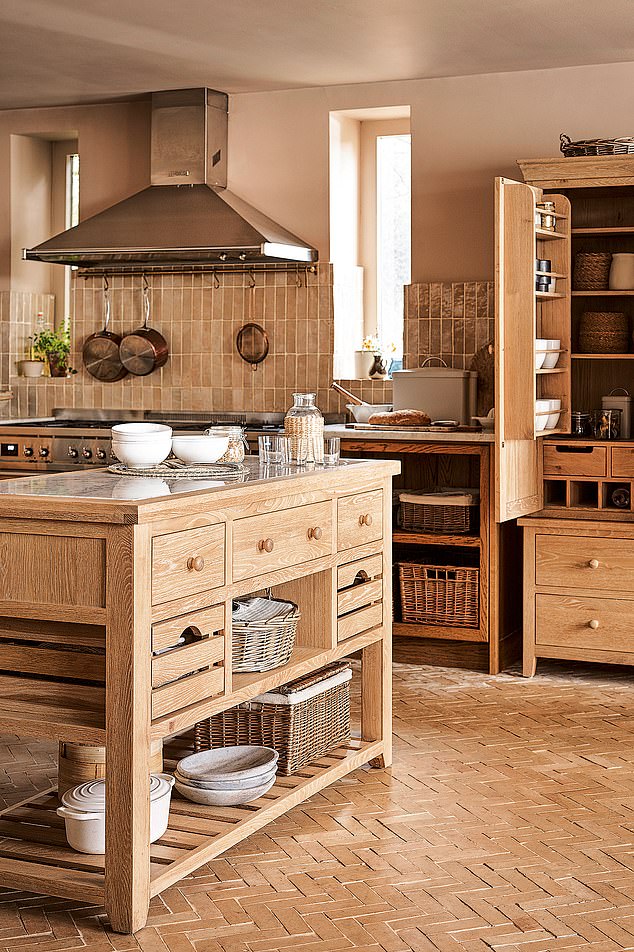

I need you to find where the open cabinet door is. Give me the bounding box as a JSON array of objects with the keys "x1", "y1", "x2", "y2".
[{"x1": 495, "y1": 177, "x2": 543, "y2": 522}]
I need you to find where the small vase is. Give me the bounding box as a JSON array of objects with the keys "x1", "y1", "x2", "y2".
[
  {"x1": 354, "y1": 351, "x2": 374, "y2": 379},
  {"x1": 609, "y1": 253, "x2": 634, "y2": 290},
  {"x1": 17, "y1": 359, "x2": 44, "y2": 378}
]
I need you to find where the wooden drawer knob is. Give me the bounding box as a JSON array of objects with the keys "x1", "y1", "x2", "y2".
[
  {"x1": 588, "y1": 559, "x2": 600, "y2": 569},
  {"x1": 258, "y1": 538, "x2": 274, "y2": 553},
  {"x1": 359, "y1": 513, "x2": 373, "y2": 527},
  {"x1": 588, "y1": 619, "x2": 600, "y2": 630},
  {"x1": 308, "y1": 526, "x2": 323, "y2": 540},
  {"x1": 187, "y1": 556, "x2": 205, "y2": 572}
]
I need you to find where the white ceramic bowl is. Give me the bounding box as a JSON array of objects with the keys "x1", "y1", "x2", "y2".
[
  {"x1": 171, "y1": 435, "x2": 230, "y2": 464},
  {"x1": 546, "y1": 398, "x2": 562, "y2": 429},
  {"x1": 535, "y1": 338, "x2": 548, "y2": 370},
  {"x1": 57, "y1": 774, "x2": 174, "y2": 854},
  {"x1": 174, "y1": 765, "x2": 277, "y2": 790},
  {"x1": 542, "y1": 339, "x2": 561, "y2": 370},
  {"x1": 111, "y1": 423, "x2": 173, "y2": 440},
  {"x1": 472, "y1": 409, "x2": 495, "y2": 431},
  {"x1": 111, "y1": 437, "x2": 172, "y2": 468},
  {"x1": 177, "y1": 746, "x2": 278, "y2": 783},
  {"x1": 346, "y1": 404, "x2": 392, "y2": 424},
  {"x1": 174, "y1": 775, "x2": 275, "y2": 806},
  {"x1": 535, "y1": 399, "x2": 550, "y2": 432}
]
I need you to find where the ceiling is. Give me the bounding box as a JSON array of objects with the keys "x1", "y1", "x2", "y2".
[{"x1": 1, "y1": 0, "x2": 634, "y2": 110}]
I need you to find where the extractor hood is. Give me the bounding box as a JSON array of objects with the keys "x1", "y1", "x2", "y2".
[{"x1": 24, "y1": 88, "x2": 318, "y2": 270}]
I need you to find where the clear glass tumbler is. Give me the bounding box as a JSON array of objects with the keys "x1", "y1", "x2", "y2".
[{"x1": 323, "y1": 437, "x2": 340, "y2": 465}]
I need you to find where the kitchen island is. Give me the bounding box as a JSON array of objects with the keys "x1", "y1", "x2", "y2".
[{"x1": 0, "y1": 456, "x2": 398, "y2": 933}]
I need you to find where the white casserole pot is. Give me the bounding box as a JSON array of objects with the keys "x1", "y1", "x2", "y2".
[{"x1": 57, "y1": 773, "x2": 174, "y2": 854}]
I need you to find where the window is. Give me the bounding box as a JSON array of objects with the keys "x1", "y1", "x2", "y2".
[
  {"x1": 66, "y1": 153, "x2": 80, "y2": 229},
  {"x1": 376, "y1": 134, "x2": 411, "y2": 358}
]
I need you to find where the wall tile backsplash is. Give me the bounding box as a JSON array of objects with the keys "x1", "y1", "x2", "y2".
[{"x1": 1, "y1": 272, "x2": 493, "y2": 419}]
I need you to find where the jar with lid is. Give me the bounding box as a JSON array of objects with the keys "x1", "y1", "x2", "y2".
[
  {"x1": 284, "y1": 393, "x2": 324, "y2": 463},
  {"x1": 571, "y1": 411, "x2": 592, "y2": 437},
  {"x1": 204, "y1": 425, "x2": 249, "y2": 463},
  {"x1": 536, "y1": 201, "x2": 557, "y2": 231}
]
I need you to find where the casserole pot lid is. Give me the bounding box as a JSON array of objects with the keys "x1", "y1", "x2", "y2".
[{"x1": 62, "y1": 774, "x2": 171, "y2": 812}]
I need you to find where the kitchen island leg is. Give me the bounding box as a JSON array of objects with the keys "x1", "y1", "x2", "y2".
[{"x1": 105, "y1": 525, "x2": 152, "y2": 933}]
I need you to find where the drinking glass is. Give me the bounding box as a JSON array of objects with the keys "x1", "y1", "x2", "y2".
[
  {"x1": 258, "y1": 434, "x2": 290, "y2": 464},
  {"x1": 323, "y1": 437, "x2": 340, "y2": 465}
]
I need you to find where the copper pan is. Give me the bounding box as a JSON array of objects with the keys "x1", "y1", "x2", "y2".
[{"x1": 119, "y1": 279, "x2": 169, "y2": 376}]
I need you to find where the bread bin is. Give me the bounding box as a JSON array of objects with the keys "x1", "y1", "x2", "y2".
[
  {"x1": 57, "y1": 774, "x2": 174, "y2": 854},
  {"x1": 602, "y1": 388, "x2": 631, "y2": 438},
  {"x1": 391, "y1": 366, "x2": 477, "y2": 424}
]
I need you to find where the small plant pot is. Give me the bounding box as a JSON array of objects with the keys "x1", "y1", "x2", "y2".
[
  {"x1": 17, "y1": 359, "x2": 44, "y2": 378},
  {"x1": 48, "y1": 356, "x2": 70, "y2": 378}
]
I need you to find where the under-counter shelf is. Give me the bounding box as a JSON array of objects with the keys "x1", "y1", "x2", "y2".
[
  {"x1": 0, "y1": 674, "x2": 105, "y2": 743},
  {"x1": 392, "y1": 530, "x2": 480, "y2": 547}
]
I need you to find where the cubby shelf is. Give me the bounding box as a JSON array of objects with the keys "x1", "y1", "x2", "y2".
[
  {"x1": 571, "y1": 290, "x2": 634, "y2": 296},
  {"x1": 536, "y1": 291, "x2": 566, "y2": 299},
  {"x1": 392, "y1": 530, "x2": 480, "y2": 548},
  {"x1": 571, "y1": 227, "x2": 634, "y2": 235},
  {"x1": 536, "y1": 228, "x2": 567, "y2": 240}
]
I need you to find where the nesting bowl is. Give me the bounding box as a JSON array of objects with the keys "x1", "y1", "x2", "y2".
[{"x1": 171, "y1": 435, "x2": 230, "y2": 464}]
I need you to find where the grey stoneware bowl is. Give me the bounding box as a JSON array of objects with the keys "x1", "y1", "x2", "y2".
[
  {"x1": 174, "y1": 765, "x2": 277, "y2": 791},
  {"x1": 176, "y1": 746, "x2": 278, "y2": 783},
  {"x1": 174, "y1": 775, "x2": 276, "y2": 806}
]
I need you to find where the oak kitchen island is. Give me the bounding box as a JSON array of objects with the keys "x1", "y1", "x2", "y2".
[{"x1": 0, "y1": 456, "x2": 398, "y2": 933}]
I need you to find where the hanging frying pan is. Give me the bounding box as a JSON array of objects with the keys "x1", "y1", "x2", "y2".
[
  {"x1": 82, "y1": 278, "x2": 128, "y2": 382},
  {"x1": 119, "y1": 278, "x2": 169, "y2": 376}
]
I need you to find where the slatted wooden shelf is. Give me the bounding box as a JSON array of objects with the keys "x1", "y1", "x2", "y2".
[
  {"x1": 0, "y1": 739, "x2": 380, "y2": 904},
  {"x1": 392, "y1": 530, "x2": 480, "y2": 548},
  {"x1": 0, "y1": 675, "x2": 105, "y2": 743},
  {"x1": 150, "y1": 627, "x2": 383, "y2": 740}
]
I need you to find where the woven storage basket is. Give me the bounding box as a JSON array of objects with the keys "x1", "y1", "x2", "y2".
[
  {"x1": 573, "y1": 252, "x2": 612, "y2": 290},
  {"x1": 578, "y1": 311, "x2": 629, "y2": 354},
  {"x1": 232, "y1": 596, "x2": 300, "y2": 673},
  {"x1": 194, "y1": 662, "x2": 352, "y2": 775},
  {"x1": 398, "y1": 490, "x2": 478, "y2": 534},
  {"x1": 58, "y1": 741, "x2": 163, "y2": 798},
  {"x1": 398, "y1": 562, "x2": 479, "y2": 628},
  {"x1": 561, "y1": 133, "x2": 634, "y2": 157}
]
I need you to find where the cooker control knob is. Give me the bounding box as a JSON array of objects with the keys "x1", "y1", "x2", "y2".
[
  {"x1": 96, "y1": 448, "x2": 107, "y2": 460},
  {"x1": 23, "y1": 446, "x2": 34, "y2": 457},
  {"x1": 82, "y1": 447, "x2": 93, "y2": 459},
  {"x1": 39, "y1": 447, "x2": 49, "y2": 458},
  {"x1": 68, "y1": 447, "x2": 79, "y2": 459}
]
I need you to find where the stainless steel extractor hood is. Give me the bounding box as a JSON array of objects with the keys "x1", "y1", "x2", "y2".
[{"x1": 24, "y1": 88, "x2": 318, "y2": 270}]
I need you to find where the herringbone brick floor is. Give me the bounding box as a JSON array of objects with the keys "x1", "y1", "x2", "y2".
[{"x1": 2, "y1": 660, "x2": 634, "y2": 950}]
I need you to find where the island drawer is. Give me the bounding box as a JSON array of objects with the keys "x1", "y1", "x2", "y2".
[
  {"x1": 151, "y1": 605, "x2": 226, "y2": 720},
  {"x1": 337, "y1": 554, "x2": 384, "y2": 642},
  {"x1": 337, "y1": 489, "x2": 383, "y2": 550},
  {"x1": 152, "y1": 523, "x2": 225, "y2": 606},
  {"x1": 536, "y1": 593, "x2": 634, "y2": 651},
  {"x1": 535, "y1": 534, "x2": 634, "y2": 592},
  {"x1": 543, "y1": 443, "x2": 607, "y2": 477},
  {"x1": 232, "y1": 501, "x2": 332, "y2": 581}
]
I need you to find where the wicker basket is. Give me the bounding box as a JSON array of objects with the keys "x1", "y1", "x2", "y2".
[
  {"x1": 194, "y1": 662, "x2": 351, "y2": 775},
  {"x1": 398, "y1": 490, "x2": 478, "y2": 535},
  {"x1": 232, "y1": 596, "x2": 300, "y2": 673},
  {"x1": 573, "y1": 252, "x2": 612, "y2": 290},
  {"x1": 561, "y1": 133, "x2": 634, "y2": 157},
  {"x1": 58, "y1": 741, "x2": 163, "y2": 798},
  {"x1": 398, "y1": 562, "x2": 479, "y2": 628},
  {"x1": 578, "y1": 311, "x2": 629, "y2": 354}
]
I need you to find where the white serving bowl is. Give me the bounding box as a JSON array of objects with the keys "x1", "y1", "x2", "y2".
[
  {"x1": 546, "y1": 398, "x2": 562, "y2": 429},
  {"x1": 111, "y1": 436, "x2": 172, "y2": 468},
  {"x1": 535, "y1": 399, "x2": 550, "y2": 432},
  {"x1": 346, "y1": 403, "x2": 393, "y2": 424},
  {"x1": 111, "y1": 423, "x2": 173, "y2": 440},
  {"x1": 535, "y1": 338, "x2": 548, "y2": 370},
  {"x1": 57, "y1": 774, "x2": 174, "y2": 854},
  {"x1": 177, "y1": 746, "x2": 278, "y2": 783},
  {"x1": 174, "y1": 775, "x2": 275, "y2": 806},
  {"x1": 542, "y1": 339, "x2": 561, "y2": 370},
  {"x1": 171, "y1": 435, "x2": 230, "y2": 464}
]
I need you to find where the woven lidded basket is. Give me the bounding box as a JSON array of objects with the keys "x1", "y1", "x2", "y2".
[
  {"x1": 398, "y1": 490, "x2": 478, "y2": 535},
  {"x1": 194, "y1": 662, "x2": 352, "y2": 775},
  {"x1": 561, "y1": 133, "x2": 634, "y2": 157},
  {"x1": 398, "y1": 562, "x2": 479, "y2": 628},
  {"x1": 232, "y1": 595, "x2": 300, "y2": 673},
  {"x1": 578, "y1": 311, "x2": 629, "y2": 355},
  {"x1": 573, "y1": 252, "x2": 612, "y2": 291}
]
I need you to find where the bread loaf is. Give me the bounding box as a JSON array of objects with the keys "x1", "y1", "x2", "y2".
[{"x1": 367, "y1": 409, "x2": 432, "y2": 426}]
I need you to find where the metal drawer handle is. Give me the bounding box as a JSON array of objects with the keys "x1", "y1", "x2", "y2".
[
  {"x1": 258, "y1": 538, "x2": 274, "y2": 553},
  {"x1": 187, "y1": 556, "x2": 205, "y2": 572},
  {"x1": 359, "y1": 513, "x2": 373, "y2": 527},
  {"x1": 588, "y1": 559, "x2": 600, "y2": 569},
  {"x1": 588, "y1": 619, "x2": 600, "y2": 630},
  {"x1": 308, "y1": 526, "x2": 323, "y2": 540}
]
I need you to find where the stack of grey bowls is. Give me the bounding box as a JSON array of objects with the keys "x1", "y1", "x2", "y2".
[{"x1": 174, "y1": 746, "x2": 278, "y2": 805}]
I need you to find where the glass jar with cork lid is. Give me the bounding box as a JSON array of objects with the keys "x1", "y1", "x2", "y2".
[{"x1": 284, "y1": 393, "x2": 324, "y2": 463}]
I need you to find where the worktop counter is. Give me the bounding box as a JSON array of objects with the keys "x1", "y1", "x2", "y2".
[{"x1": 326, "y1": 424, "x2": 494, "y2": 443}]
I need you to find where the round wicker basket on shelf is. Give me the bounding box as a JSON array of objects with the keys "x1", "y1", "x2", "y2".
[
  {"x1": 573, "y1": 252, "x2": 612, "y2": 291},
  {"x1": 578, "y1": 311, "x2": 629, "y2": 354},
  {"x1": 561, "y1": 133, "x2": 634, "y2": 157}
]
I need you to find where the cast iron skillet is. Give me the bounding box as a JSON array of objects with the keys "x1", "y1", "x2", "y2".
[{"x1": 119, "y1": 281, "x2": 169, "y2": 376}]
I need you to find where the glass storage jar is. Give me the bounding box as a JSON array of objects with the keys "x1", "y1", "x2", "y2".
[
  {"x1": 204, "y1": 425, "x2": 249, "y2": 463},
  {"x1": 284, "y1": 392, "x2": 324, "y2": 463}
]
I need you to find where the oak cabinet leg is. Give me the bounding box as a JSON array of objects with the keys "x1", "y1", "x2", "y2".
[
  {"x1": 105, "y1": 526, "x2": 152, "y2": 934},
  {"x1": 523, "y1": 651, "x2": 537, "y2": 678}
]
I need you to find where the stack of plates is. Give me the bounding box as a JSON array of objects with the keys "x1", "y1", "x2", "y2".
[{"x1": 174, "y1": 746, "x2": 279, "y2": 805}]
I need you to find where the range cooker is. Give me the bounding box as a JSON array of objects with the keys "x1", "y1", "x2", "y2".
[{"x1": 0, "y1": 409, "x2": 288, "y2": 475}]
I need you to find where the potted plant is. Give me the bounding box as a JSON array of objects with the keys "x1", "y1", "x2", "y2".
[
  {"x1": 17, "y1": 337, "x2": 45, "y2": 377},
  {"x1": 32, "y1": 327, "x2": 77, "y2": 378}
]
